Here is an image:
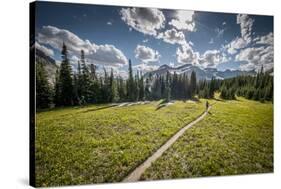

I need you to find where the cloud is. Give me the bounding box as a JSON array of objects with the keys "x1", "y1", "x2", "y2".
[
  {"x1": 222, "y1": 21, "x2": 226, "y2": 25},
  {"x1": 237, "y1": 14, "x2": 254, "y2": 43},
  {"x1": 120, "y1": 7, "x2": 165, "y2": 36},
  {"x1": 35, "y1": 41, "x2": 54, "y2": 57},
  {"x1": 176, "y1": 44, "x2": 199, "y2": 65},
  {"x1": 255, "y1": 32, "x2": 273, "y2": 46},
  {"x1": 107, "y1": 21, "x2": 112, "y2": 25},
  {"x1": 135, "y1": 45, "x2": 160, "y2": 63},
  {"x1": 224, "y1": 14, "x2": 254, "y2": 56},
  {"x1": 226, "y1": 37, "x2": 248, "y2": 55},
  {"x1": 235, "y1": 45, "x2": 273, "y2": 71},
  {"x1": 176, "y1": 44, "x2": 229, "y2": 69},
  {"x1": 209, "y1": 38, "x2": 214, "y2": 44},
  {"x1": 37, "y1": 25, "x2": 128, "y2": 67},
  {"x1": 157, "y1": 28, "x2": 187, "y2": 45},
  {"x1": 169, "y1": 10, "x2": 195, "y2": 31},
  {"x1": 198, "y1": 50, "x2": 223, "y2": 68}
]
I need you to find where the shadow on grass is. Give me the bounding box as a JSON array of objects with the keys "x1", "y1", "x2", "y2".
[
  {"x1": 156, "y1": 104, "x2": 166, "y2": 111},
  {"x1": 81, "y1": 104, "x2": 118, "y2": 113},
  {"x1": 213, "y1": 97, "x2": 225, "y2": 102}
]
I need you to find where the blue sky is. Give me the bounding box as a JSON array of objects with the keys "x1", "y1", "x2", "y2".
[{"x1": 34, "y1": 1, "x2": 273, "y2": 77}]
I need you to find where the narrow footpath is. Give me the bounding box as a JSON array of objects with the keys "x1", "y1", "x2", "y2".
[{"x1": 123, "y1": 106, "x2": 212, "y2": 182}]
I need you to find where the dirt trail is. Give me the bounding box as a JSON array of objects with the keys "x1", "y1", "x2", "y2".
[{"x1": 122, "y1": 106, "x2": 212, "y2": 182}]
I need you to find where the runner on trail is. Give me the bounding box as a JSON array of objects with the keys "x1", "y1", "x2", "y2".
[{"x1": 206, "y1": 101, "x2": 209, "y2": 111}]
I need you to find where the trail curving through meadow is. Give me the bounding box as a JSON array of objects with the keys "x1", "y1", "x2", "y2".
[{"x1": 123, "y1": 106, "x2": 212, "y2": 182}]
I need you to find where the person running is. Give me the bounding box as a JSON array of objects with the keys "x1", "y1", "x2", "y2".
[{"x1": 206, "y1": 101, "x2": 209, "y2": 111}]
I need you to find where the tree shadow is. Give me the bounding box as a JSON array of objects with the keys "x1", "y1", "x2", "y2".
[
  {"x1": 213, "y1": 97, "x2": 224, "y2": 102},
  {"x1": 82, "y1": 104, "x2": 117, "y2": 113},
  {"x1": 156, "y1": 104, "x2": 166, "y2": 111},
  {"x1": 191, "y1": 97, "x2": 201, "y2": 102}
]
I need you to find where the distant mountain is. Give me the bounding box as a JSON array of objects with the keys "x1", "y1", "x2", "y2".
[
  {"x1": 266, "y1": 68, "x2": 274, "y2": 76},
  {"x1": 144, "y1": 63, "x2": 256, "y2": 80},
  {"x1": 35, "y1": 48, "x2": 58, "y2": 85}
]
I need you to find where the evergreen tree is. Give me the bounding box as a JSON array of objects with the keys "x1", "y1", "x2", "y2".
[
  {"x1": 127, "y1": 59, "x2": 135, "y2": 101},
  {"x1": 72, "y1": 74, "x2": 80, "y2": 105},
  {"x1": 190, "y1": 71, "x2": 197, "y2": 97},
  {"x1": 80, "y1": 50, "x2": 91, "y2": 103},
  {"x1": 76, "y1": 60, "x2": 82, "y2": 103},
  {"x1": 144, "y1": 77, "x2": 151, "y2": 100},
  {"x1": 90, "y1": 64, "x2": 97, "y2": 80},
  {"x1": 54, "y1": 69, "x2": 61, "y2": 106},
  {"x1": 58, "y1": 43, "x2": 73, "y2": 106},
  {"x1": 109, "y1": 68, "x2": 119, "y2": 102},
  {"x1": 139, "y1": 72, "x2": 145, "y2": 101},
  {"x1": 165, "y1": 71, "x2": 171, "y2": 102},
  {"x1": 117, "y1": 77, "x2": 126, "y2": 102},
  {"x1": 102, "y1": 67, "x2": 110, "y2": 102},
  {"x1": 208, "y1": 77, "x2": 216, "y2": 98}
]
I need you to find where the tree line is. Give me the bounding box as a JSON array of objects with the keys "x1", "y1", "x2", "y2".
[
  {"x1": 36, "y1": 43, "x2": 273, "y2": 109},
  {"x1": 219, "y1": 66, "x2": 273, "y2": 102}
]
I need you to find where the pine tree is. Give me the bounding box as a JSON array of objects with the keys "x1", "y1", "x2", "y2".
[
  {"x1": 76, "y1": 60, "x2": 82, "y2": 103},
  {"x1": 135, "y1": 71, "x2": 140, "y2": 101},
  {"x1": 72, "y1": 74, "x2": 80, "y2": 105},
  {"x1": 102, "y1": 67, "x2": 110, "y2": 102},
  {"x1": 190, "y1": 71, "x2": 197, "y2": 97},
  {"x1": 90, "y1": 64, "x2": 97, "y2": 80},
  {"x1": 144, "y1": 77, "x2": 151, "y2": 100},
  {"x1": 165, "y1": 71, "x2": 171, "y2": 102},
  {"x1": 209, "y1": 77, "x2": 216, "y2": 98},
  {"x1": 59, "y1": 43, "x2": 73, "y2": 106},
  {"x1": 80, "y1": 50, "x2": 91, "y2": 103},
  {"x1": 127, "y1": 59, "x2": 135, "y2": 101},
  {"x1": 139, "y1": 72, "x2": 145, "y2": 101},
  {"x1": 117, "y1": 77, "x2": 126, "y2": 102},
  {"x1": 109, "y1": 68, "x2": 119, "y2": 102}
]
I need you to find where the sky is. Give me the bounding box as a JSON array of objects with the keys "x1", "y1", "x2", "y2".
[{"x1": 34, "y1": 1, "x2": 274, "y2": 77}]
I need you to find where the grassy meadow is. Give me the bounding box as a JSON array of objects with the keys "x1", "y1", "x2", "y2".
[
  {"x1": 35, "y1": 100, "x2": 206, "y2": 186},
  {"x1": 141, "y1": 98, "x2": 273, "y2": 180},
  {"x1": 35, "y1": 97, "x2": 273, "y2": 187}
]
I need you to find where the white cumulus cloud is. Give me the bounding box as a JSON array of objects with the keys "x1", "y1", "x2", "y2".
[
  {"x1": 37, "y1": 25, "x2": 128, "y2": 67},
  {"x1": 169, "y1": 10, "x2": 195, "y2": 31},
  {"x1": 236, "y1": 45, "x2": 273, "y2": 71},
  {"x1": 226, "y1": 37, "x2": 248, "y2": 55},
  {"x1": 255, "y1": 32, "x2": 273, "y2": 46},
  {"x1": 176, "y1": 44, "x2": 199, "y2": 65},
  {"x1": 237, "y1": 14, "x2": 254, "y2": 43},
  {"x1": 198, "y1": 50, "x2": 224, "y2": 68},
  {"x1": 224, "y1": 14, "x2": 254, "y2": 55},
  {"x1": 135, "y1": 45, "x2": 160, "y2": 63},
  {"x1": 157, "y1": 28, "x2": 187, "y2": 45},
  {"x1": 120, "y1": 7, "x2": 165, "y2": 36}
]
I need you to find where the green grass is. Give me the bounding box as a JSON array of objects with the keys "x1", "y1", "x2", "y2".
[
  {"x1": 35, "y1": 100, "x2": 206, "y2": 187},
  {"x1": 141, "y1": 98, "x2": 273, "y2": 180}
]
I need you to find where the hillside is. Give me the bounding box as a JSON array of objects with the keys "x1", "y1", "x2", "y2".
[{"x1": 35, "y1": 48, "x2": 58, "y2": 85}]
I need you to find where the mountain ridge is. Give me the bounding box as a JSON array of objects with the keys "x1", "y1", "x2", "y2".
[{"x1": 144, "y1": 63, "x2": 256, "y2": 80}]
